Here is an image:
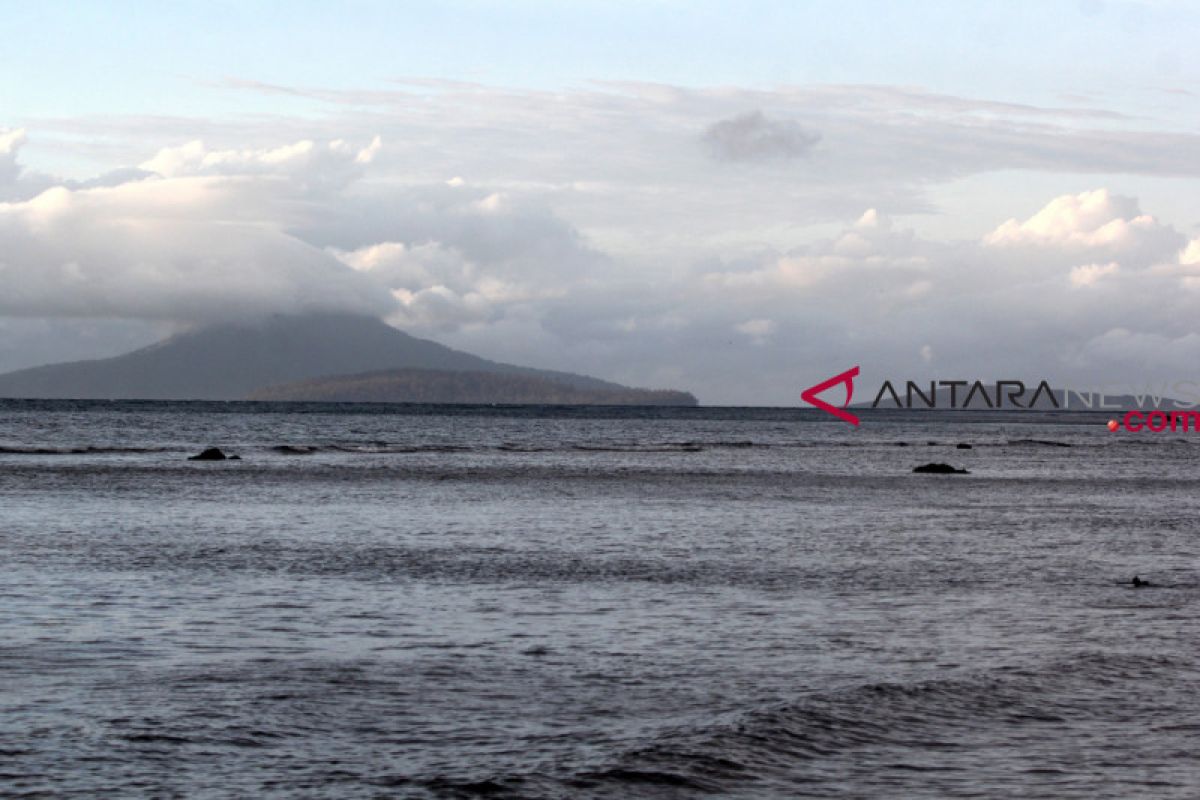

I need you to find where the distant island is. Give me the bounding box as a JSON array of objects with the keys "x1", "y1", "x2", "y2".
[
  {"x1": 250, "y1": 368, "x2": 697, "y2": 406},
  {"x1": 0, "y1": 313, "x2": 698, "y2": 405}
]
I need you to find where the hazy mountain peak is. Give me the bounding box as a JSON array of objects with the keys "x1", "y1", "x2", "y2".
[{"x1": 0, "y1": 313, "x2": 688, "y2": 402}]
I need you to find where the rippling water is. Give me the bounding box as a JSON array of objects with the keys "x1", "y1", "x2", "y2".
[{"x1": 1, "y1": 400, "x2": 1198, "y2": 798}]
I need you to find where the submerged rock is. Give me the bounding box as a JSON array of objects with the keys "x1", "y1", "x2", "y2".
[
  {"x1": 913, "y1": 462, "x2": 969, "y2": 475},
  {"x1": 188, "y1": 447, "x2": 229, "y2": 461}
]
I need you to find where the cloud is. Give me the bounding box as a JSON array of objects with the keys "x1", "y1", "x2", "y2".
[
  {"x1": 334, "y1": 241, "x2": 465, "y2": 292},
  {"x1": 1073, "y1": 328, "x2": 1200, "y2": 374},
  {"x1": 5, "y1": 75, "x2": 1200, "y2": 401},
  {"x1": 984, "y1": 189, "x2": 1174, "y2": 251},
  {"x1": 139, "y1": 136, "x2": 382, "y2": 198},
  {"x1": 1069, "y1": 261, "x2": 1120, "y2": 287},
  {"x1": 1180, "y1": 238, "x2": 1200, "y2": 265},
  {"x1": 5, "y1": 149, "x2": 1196, "y2": 402},
  {"x1": 33, "y1": 80, "x2": 1200, "y2": 266},
  {"x1": 702, "y1": 111, "x2": 820, "y2": 161},
  {"x1": 0, "y1": 129, "x2": 607, "y2": 339},
  {"x1": 0, "y1": 186, "x2": 395, "y2": 322},
  {"x1": 333, "y1": 236, "x2": 567, "y2": 333},
  {"x1": 467, "y1": 186, "x2": 1199, "y2": 403},
  {"x1": 334, "y1": 240, "x2": 495, "y2": 330},
  {"x1": 734, "y1": 318, "x2": 775, "y2": 345},
  {"x1": 0, "y1": 136, "x2": 397, "y2": 322},
  {"x1": 298, "y1": 181, "x2": 607, "y2": 289},
  {"x1": 0, "y1": 128, "x2": 26, "y2": 185}
]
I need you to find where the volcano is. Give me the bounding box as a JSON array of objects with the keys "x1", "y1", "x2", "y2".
[{"x1": 0, "y1": 313, "x2": 697, "y2": 404}]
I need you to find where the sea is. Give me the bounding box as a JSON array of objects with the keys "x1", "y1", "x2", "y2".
[{"x1": 1, "y1": 399, "x2": 1198, "y2": 798}]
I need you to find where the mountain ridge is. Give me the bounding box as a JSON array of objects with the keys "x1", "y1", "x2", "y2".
[
  {"x1": 0, "y1": 313, "x2": 694, "y2": 403},
  {"x1": 248, "y1": 367, "x2": 697, "y2": 406}
]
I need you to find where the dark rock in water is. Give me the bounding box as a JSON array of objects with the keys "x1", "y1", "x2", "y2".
[
  {"x1": 913, "y1": 462, "x2": 969, "y2": 474},
  {"x1": 188, "y1": 447, "x2": 228, "y2": 461},
  {"x1": 956, "y1": 443, "x2": 973, "y2": 449}
]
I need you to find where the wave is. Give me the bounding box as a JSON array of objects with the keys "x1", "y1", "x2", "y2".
[
  {"x1": 3, "y1": 437, "x2": 1148, "y2": 459},
  {"x1": 1004, "y1": 438, "x2": 1074, "y2": 448},
  {"x1": 434, "y1": 651, "x2": 1196, "y2": 798},
  {"x1": 572, "y1": 443, "x2": 705, "y2": 452},
  {"x1": 271, "y1": 445, "x2": 320, "y2": 455},
  {"x1": 268, "y1": 441, "x2": 761, "y2": 455},
  {"x1": 269, "y1": 438, "x2": 1098, "y2": 455},
  {"x1": 0, "y1": 445, "x2": 175, "y2": 455},
  {"x1": 274, "y1": 443, "x2": 474, "y2": 455},
  {"x1": 572, "y1": 652, "x2": 1191, "y2": 797}
]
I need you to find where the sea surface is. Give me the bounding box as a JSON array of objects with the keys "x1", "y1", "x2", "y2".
[{"x1": 1, "y1": 399, "x2": 1198, "y2": 798}]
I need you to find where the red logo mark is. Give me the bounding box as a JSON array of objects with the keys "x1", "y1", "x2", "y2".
[{"x1": 802, "y1": 366, "x2": 860, "y2": 426}]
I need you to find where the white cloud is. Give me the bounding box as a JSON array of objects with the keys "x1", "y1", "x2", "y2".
[
  {"x1": 734, "y1": 318, "x2": 775, "y2": 345},
  {"x1": 0, "y1": 128, "x2": 26, "y2": 185},
  {"x1": 984, "y1": 189, "x2": 1170, "y2": 251},
  {"x1": 139, "y1": 136, "x2": 382, "y2": 197},
  {"x1": 0, "y1": 137, "x2": 396, "y2": 322},
  {"x1": 389, "y1": 285, "x2": 494, "y2": 331},
  {"x1": 1181, "y1": 238, "x2": 1200, "y2": 266},
  {"x1": 332, "y1": 235, "x2": 566, "y2": 334},
  {"x1": 336, "y1": 240, "x2": 468, "y2": 291},
  {"x1": 1069, "y1": 261, "x2": 1120, "y2": 287},
  {"x1": 855, "y1": 208, "x2": 887, "y2": 229}
]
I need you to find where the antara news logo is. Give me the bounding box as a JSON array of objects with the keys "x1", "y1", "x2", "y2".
[
  {"x1": 801, "y1": 365, "x2": 1200, "y2": 432},
  {"x1": 800, "y1": 366, "x2": 863, "y2": 426}
]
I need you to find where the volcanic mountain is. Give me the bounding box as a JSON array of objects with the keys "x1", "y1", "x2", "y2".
[{"x1": 0, "y1": 313, "x2": 697, "y2": 404}]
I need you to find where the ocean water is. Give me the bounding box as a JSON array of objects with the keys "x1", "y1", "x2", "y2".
[{"x1": 1, "y1": 399, "x2": 1198, "y2": 798}]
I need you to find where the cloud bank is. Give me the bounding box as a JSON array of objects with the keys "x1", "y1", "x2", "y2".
[
  {"x1": 0, "y1": 138, "x2": 395, "y2": 322},
  {"x1": 3, "y1": 77, "x2": 1200, "y2": 402}
]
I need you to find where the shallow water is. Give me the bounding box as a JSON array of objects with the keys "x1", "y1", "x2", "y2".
[{"x1": 1, "y1": 401, "x2": 1198, "y2": 797}]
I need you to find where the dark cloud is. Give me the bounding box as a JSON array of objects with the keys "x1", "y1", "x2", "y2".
[{"x1": 701, "y1": 110, "x2": 821, "y2": 162}]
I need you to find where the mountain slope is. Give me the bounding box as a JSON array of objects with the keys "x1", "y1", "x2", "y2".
[
  {"x1": 0, "y1": 313, "x2": 682, "y2": 401},
  {"x1": 248, "y1": 368, "x2": 697, "y2": 406}
]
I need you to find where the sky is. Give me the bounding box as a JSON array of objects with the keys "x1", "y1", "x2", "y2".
[{"x1": 1, "y1": 0, "x2": 1199, "y2": 404}]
